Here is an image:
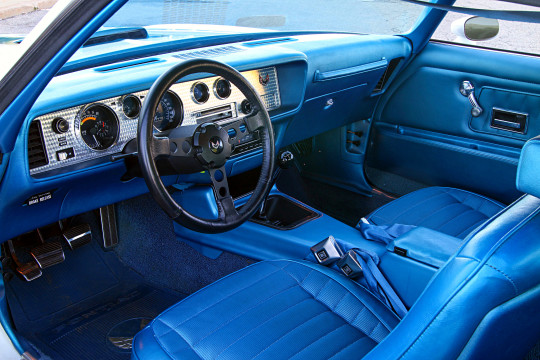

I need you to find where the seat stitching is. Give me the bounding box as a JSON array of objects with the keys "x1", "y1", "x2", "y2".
[
  {"x1": 386, "y1": 192, "x2": 450, "y2": 224},
  {"x1": 485, "y1": 263, "x2": 518, "y2": 295},
  {"x1": 432, "y1": 208, "x2": 476, "y2": 231},
  {"x1": 213, "y1": 297, "x2": 315, "y2": 359},
  {"x1": 279, "y1": 265, "x2": 396, "y2": 335},
  {"x1": 251, "y1": 310, "x2": 333, "y2": 359},
  {"x1": 287, "y1": 323, "x2": 350, "y2": 359},
  {"x1": 327, "y1": 335, "x2": 370, "y2": 360},
  {"x1": 151, "y1": 326, "x2": 204, "y2": 360},
  {"x1": 455, "y1": 219, "x2": 488, "y2": 239},
  {"x1": 412, "y1": 202, "x2": 467, "y2": 227},
  {"x1": 155, "y1": 266, "x2": 286, "y2": 338},
  {"x1": 190, "y1": 281, "x2": 306, "y2": 347}
]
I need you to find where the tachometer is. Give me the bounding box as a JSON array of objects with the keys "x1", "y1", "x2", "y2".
[
  {"x1": 154, "y1": 91, "x2": 183, "y2": 131},
  {"x1": 79, "y1": 104, "x2": 119, "y2": 151}
]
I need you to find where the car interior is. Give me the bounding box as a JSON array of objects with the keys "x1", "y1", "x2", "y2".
[{"x1": 0, "y1": 0, "x2": 539, "y2": 359}]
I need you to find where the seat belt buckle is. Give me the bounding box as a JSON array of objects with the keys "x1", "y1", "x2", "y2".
[
  {"x1": 310, "y1": 235, "x2": 343, "y2": 265},
  {"x1": 337, "y1": 250, "x2": 363, "y2": 279}
]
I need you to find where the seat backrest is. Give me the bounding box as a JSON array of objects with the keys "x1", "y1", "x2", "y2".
[{"x1": 365, "y1": 137, "x2": 540, "y2": 360}]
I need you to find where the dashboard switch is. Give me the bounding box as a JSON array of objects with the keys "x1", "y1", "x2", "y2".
[{"x1": 56, "y1": 147, "x2": 75, "y2": 161}]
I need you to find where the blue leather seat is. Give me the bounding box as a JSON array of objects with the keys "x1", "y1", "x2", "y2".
[
  {"x1": 366, "y1": 186, "x2": 504, "y2": 239},
  {"x1": 132, "y1": 259, "x2": 400, "y2": 360},
  {"x1": 133, "y1": 137, "x2": 540, "y2": 360}
]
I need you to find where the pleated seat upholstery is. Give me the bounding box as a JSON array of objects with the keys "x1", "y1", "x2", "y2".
[
  {"x1": 132, "y1": 259, "x2": 399, "y2": 360},
  {"x1": 366, "y1": 187, "x2": 504, "y2": 239}
]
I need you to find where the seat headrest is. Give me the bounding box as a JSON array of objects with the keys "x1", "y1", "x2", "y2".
[{"x1": 517, "y1": 136, "x2": 540, "y2": 198}]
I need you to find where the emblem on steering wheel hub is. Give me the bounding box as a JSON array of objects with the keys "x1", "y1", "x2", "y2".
[
  {"x1": 193, "y1": 122, "x2": 232, "y2": 168},
  {"x1": 209, "y1": 136, "x2": 224, "y2": 154}
]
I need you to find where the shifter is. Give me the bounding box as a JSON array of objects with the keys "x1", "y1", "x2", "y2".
[{"x1": 258, "y1": 150, "x2": 294, "y2": 218}]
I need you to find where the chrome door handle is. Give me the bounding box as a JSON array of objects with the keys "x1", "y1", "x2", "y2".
[{"x1": 460, "y1": 81, "x2": 483, "y2": 117}]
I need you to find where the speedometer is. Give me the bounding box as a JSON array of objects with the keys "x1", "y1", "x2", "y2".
[
  {"x1": 154, "y1": 91, "x2": 183, "y2": 131},
  {"x1": 79, "y1": 104, "x2": 119, "y2": 151}
]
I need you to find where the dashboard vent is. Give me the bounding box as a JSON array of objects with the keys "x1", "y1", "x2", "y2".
[
  {"x1": 173, "y1": 45, "x2": 243, "y2": 60},
  {"x1": 243, "y1": 38, "x2": 296, "y2": 47},
  {"x1": 28, "y1": 121, "x2": 49, "y2": 170},
  {"x1": 373, "y1": 58, "x2": 402, "y2": 93}
]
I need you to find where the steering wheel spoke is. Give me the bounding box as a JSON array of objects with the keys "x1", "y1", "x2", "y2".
[
  {"x1": 151, "y1": 136, "x2": 171, "y2": 158},
  {"x1": 244, "y1": 108, "x2": 266, "y2": 132},
  {"x1": 208, "y1": 166, "x2": 238, "y2": 220}
]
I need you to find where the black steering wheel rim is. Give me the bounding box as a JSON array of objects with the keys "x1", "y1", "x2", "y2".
[{"x1": 138, "y1": 59, "x2": 275, "y2": 233}]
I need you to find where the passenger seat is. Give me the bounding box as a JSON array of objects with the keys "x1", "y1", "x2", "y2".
[{"x1": 366, "y1": 187, "x2": 505, "y2": 239}]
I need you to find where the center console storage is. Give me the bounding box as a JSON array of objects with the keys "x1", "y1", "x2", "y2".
[{"x1": 250, "y1": 195, "x2": 320, "y2": 230}]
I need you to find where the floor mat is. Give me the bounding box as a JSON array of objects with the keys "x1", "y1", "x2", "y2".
[
  {"x1": 37, "y1": 287, "x2": 179, "y2": 360},
  {"x1": 5, "y1": 211, "x2": 185, "y2": 360}
]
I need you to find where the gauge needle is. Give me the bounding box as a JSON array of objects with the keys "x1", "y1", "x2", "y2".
[{"x1": 93, "y1": 135, "x2": 101, "y2": 147}]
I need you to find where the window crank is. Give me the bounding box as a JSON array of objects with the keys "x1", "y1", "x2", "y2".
[{"x1": 460, "y1": 81, "x2": 483, "y2": 117}]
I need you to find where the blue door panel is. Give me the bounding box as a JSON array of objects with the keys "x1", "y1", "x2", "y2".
[{"x1": 368, "y1": 42, "x2": 540, "y2": 202}]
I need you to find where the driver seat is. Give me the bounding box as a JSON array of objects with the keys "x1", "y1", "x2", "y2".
[{"x1": 132, "y1": 137, "x2": 540, "y2": 360}]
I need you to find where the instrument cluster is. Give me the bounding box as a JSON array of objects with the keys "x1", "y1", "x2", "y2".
[{"x1": 29, "y1": 67, "x2": 280, "y2": 175}]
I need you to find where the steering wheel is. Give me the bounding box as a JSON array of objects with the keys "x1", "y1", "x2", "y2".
[{"x1": 138, "y1": 59, "x2": 275, "y2": 233}]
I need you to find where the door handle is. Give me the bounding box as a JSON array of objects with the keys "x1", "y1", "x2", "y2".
[{"x1": 460, "y1": 81, "x2": 483, "y2": 117}]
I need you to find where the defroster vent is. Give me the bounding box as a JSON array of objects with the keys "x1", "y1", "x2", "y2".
[{"x1": 28, "y1": 121, "x2": 48, "y2": 170}]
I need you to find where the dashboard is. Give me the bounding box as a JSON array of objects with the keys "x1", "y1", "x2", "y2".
[
  {"x1": 29, "y1": 67, "x2": 280, "y2": 176},
  {"x1": 0, "y1": 33, "x2": 414, "y2": 244}
]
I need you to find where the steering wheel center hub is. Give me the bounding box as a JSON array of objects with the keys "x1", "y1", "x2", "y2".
[{"x1": 193, "y1": 123, "x2": 232, "y2": 167}]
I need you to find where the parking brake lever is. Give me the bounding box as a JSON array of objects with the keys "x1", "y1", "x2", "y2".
[{"x1": 258, "y1": 151, "x2": 294, "y2": 219}]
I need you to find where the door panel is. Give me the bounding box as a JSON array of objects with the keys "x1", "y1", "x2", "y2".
[{"x1": 367, "y1": 42, "x2": 540, "y2": 204}]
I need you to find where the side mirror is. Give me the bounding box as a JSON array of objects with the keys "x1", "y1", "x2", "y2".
[{"x1": 451, "y1": 16, "x2": 499, "y2": 43}]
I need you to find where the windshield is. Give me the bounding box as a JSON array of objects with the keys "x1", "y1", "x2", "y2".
[{"x1": 103, "y1": 0, "x2": 425, "y2": 35}]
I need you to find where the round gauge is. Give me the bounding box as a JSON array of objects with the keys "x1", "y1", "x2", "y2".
[
  {"x1": 192, "y1": 82, "x2": 210, "y2": 104},
  {"x1": 154, "y1": 91, "x2": 183, "y2": 131},
  {"x1": 122, "y1": 95, "x2": 141, "y2": 118},
  {"x1": 214, "y1": 78, "x2": 231, "y2": 99},
  {"x1": 79, "y1": 104, "x2": 119, "y2": 151}
]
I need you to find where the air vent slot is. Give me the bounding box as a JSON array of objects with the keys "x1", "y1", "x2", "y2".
[
  {"x1": 172, "y1": 45, "x2": 243, "y2": 60},
  {"x1": 373, "y1": 58, "x2": 402, "y2": 93},
  {"x1": 95, "y1": 58, "x2": 161, "y2": 72},
  {"x1": 243, "y1": 37, "x2": 296, "y2": 47},
  {"x1": 28, "y1": 121, "x2": 48, "y2": 170}
]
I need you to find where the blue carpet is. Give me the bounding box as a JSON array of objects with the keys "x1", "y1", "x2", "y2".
[{"x1": 115, "y1": 193, "x2": 255, "y2": 294}]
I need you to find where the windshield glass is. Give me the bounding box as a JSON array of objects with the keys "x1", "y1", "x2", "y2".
[{"x1": 103, "y1": 0, "x2": 424, "y2": 35}]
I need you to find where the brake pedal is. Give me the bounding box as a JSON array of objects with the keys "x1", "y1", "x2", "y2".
[
  {"x1": 63, "y1": 224, "x2": 92, "y2": 250},
  {"x1": 31, "y1": 242, "x2": 65, "y2": 268}
]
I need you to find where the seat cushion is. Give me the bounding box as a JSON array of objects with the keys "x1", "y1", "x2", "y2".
[
  {"x1": 132, "y1": 259, "x2": 400, "y2": 360},
  {"x1": 367, "y1": 187, "x2": 504, "y2": 239}
]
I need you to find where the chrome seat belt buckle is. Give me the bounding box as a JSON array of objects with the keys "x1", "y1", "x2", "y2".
[
  {"x1": 337, "y1": 250, "x2": 363, "y2": 279},
  {"x1": 310, "y1": 235, "x2": 343, "y2": 265}
]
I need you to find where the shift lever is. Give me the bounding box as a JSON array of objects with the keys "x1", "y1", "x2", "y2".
[{"x1": 258, "y1": 151, "x2": 294, "y2": 218}]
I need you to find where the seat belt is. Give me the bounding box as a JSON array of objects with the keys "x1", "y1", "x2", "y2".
[
  {"x1": 308, "y1": 236, "x2": 408, "y2": 318},
  {"x1": 355, "y1": 219, "x2": 415, "y2": 246}
]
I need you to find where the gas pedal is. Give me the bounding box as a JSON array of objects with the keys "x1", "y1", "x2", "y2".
[
  {"x1": 63, "y1": 224, "x2": 92, "y2": 250},
  {"x1": 30, "y1": 241, "x2": 65, "y2": 268}
]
